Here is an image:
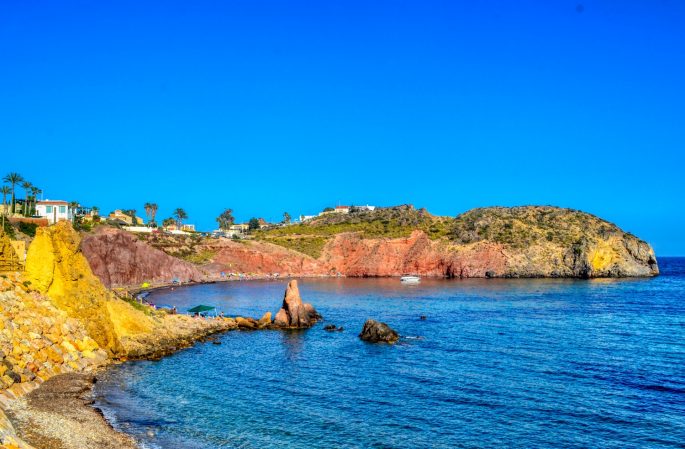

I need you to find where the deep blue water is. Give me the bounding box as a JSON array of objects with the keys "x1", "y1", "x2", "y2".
[{"x1": 94, "y1": 258, "x2": 685, "y2": 448}]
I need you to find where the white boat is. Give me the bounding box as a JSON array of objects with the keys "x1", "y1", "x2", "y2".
[{"x1": 400, "y1": 275, "x2": 421, "y2": 284}]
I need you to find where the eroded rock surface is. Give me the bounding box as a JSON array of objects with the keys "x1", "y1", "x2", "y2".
[
  {"x1": 82, "y1": 227, "x2": 204, "y2": 288},
  {"x1": 273, "y1": 280, "x2": 321, "y2": 328}
]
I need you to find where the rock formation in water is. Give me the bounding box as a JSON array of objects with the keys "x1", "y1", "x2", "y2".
[
  {"x1": 81, "y1": 227, "x2": 204, "y2": 288},
  {"x1": 359, "y1": 319, "x2": 399, "y2": 343},
  {"x1": 273, "y1": 280, "x2": 321, "y2": 328}
]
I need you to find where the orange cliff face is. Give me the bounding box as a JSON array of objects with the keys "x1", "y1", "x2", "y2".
[
  {"x1": 319, "y1": 230, "x2": 507, "y2": 277},
  {"x1": 205, "y1": 239, "x2": 331, "y2": 276},
  {"x1": 202, "y1": 230, "x2": 507, "y2": 278}
]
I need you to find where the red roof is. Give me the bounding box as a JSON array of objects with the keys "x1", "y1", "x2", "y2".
[{"x1": 335, "y1": 205, "x2": 350, "y2": 209}]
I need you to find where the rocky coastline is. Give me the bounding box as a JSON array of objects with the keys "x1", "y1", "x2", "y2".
[
  {"x1": 0, "y1": 223, "x2": 329, "y2": 449},
  {"x1": 0, "y1": 205, "x2": 661, "y2": 448}
]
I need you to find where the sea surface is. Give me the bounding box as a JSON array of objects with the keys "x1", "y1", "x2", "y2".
[{"x1": 94, "y1": 258, "x2": 685, "y2": 448}]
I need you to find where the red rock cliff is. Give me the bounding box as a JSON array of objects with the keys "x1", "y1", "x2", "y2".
[
  {"x1": 81, "y1": 227, "x2": 205, "y2": 287},
  {"x1": 320, "y1": 230, "x2": 507, "y2": 277}
]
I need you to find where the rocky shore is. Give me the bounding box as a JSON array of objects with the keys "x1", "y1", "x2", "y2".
[
  {"x1": 0, "y1": 222, "x2": 328, "y2": 448},
  {"x1": 5, "y1": 373, "x2": 137, "y2": 449}
]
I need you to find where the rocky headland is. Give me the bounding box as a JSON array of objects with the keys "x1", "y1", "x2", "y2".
[{"x1": 83, "y1": 206, "x2": 657, "y2": 287}]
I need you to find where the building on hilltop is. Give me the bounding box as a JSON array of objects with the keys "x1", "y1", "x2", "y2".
[
  {"x1": 35, "y1": 200, "x2": 75, "y2": 225},
  {"x1": 108, "y1": 210, "x2": 145, "y2": 226}
]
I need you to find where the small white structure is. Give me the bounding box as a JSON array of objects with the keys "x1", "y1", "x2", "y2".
[
  {"x1": 35, "y1": 200, "x2": 74, "y2": 224},
  {"x1": 123, "y1": 226, "x2": 154, "y2": 234},
  {"x1": 354, "y1": 205, "x2": 376, "y2": 211}
]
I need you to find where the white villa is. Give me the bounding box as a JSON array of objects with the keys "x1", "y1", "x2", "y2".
[{"x1": 35, "y1": 200, "x2": 74, "y2": 224}]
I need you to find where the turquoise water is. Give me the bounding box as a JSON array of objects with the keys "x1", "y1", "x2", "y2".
[{"x1": 94, "y1": 258, "x2": 685, "y2": 448}]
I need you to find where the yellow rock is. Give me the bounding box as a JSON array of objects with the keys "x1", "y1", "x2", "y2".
[{"x1": 23, "y1": 222, "x2": 150, "y2": 354}]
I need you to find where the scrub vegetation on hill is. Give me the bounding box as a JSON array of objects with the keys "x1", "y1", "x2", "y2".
[
  {"x1": 253, "y1": 204, "x2": 650, "y2": 259},
  {"x1": 449, "y1": 206, "x2": 644, "y2": 249},
  {"x1": 253, "y1": 205, "x2": 454, "y2": 258}
]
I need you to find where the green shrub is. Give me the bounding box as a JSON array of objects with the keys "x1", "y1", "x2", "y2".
[{"x1": 17, "y1": 221, "x2": 38, "y2": 237}]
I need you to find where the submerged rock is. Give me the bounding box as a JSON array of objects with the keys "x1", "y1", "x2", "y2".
[
  {"x1": 323, "y1": 324, "x2": 344, "y2": 332},
  {"x1": 359, "y1": 319, "x2": 399, "y2": 344},
  {"x1": 273, "y1": 280, "x2": 321, "y2": 328}
]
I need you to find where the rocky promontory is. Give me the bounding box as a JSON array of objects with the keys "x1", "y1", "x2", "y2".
[{"x1": 257, "y1": 205, "x2": 659, "y2": 279}]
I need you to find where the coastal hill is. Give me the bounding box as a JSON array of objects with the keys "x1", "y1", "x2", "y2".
[
  {"x1": 256, "y1": 205, "x2": 658, "y2": 278},
  {"x1": 81, "y1": 205, "x2": 658, "y2": 283}
]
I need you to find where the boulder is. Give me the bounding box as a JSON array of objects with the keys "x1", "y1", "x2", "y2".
[
  {"x1": 235, "y1": 317, "x2": 258, "y2": 329},
  {"x1": 359, "y1": 319, "x2": 399, "y2": 343},
  {"x1": 273, "y1": 280, "x2": 321, "y2": 328},
  {"x1": 257, "y1": 312, "x2": 272, "y2": 328}
]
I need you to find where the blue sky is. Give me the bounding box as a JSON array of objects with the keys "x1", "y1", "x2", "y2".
[{"x1": 1, "y1": 1, "x2": 684, "y2": 255}]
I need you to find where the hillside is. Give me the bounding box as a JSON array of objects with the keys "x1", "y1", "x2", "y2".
[
  {"x1": 254, "y1": 205, "x2": 658, "y2": 278},
  {"x1": 80, "y1": 205, "x2": 658, "y2": 282}
]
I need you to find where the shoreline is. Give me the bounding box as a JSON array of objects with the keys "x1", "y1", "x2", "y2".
[
  {"x1": 2, "y1": 326, "x2": 232, "y2": 449},
  {"x1": 5, "y1": 373, "x2": 138, "y2": 449}
]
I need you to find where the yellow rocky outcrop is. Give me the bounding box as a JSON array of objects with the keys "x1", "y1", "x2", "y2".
[
  {"x1": 23, "y1": 222, "x2": 124, "y2": 353},
  {"x1": 22, "y1": 222, "x2": 236, "y2": 359}
]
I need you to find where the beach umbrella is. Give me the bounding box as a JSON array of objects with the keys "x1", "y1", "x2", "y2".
[{"x1": 187, "y1": 305, "x2": 216, "y2": 313}]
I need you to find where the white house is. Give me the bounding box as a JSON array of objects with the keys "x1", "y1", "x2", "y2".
[{"x1": 35, "y1": 200, "x2": 74, "y2": 224}]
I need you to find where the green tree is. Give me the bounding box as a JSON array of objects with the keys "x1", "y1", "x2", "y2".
[
  {"x1": 144, "y1": 203, "x2": 153, "y2": 223},
  {"x1": 216, "y1": 208, "x2": 235, "y2": 230},
  {"x1": 162, "y1": 217, "x2": 176, "y2": 228},
  {"x1": 174, "y1": 208, "x2": 188, "y2": 227},
  {"x1": 144, "y1": 202, "x2": 158, "y2": 225},
  {"x1": 149, "y1": 203, "x2": 158, "y2": 226},
  {"x1": 21, "y1": 181, "x2": 32, "y2": 216},
  {"x1": 323, "y1": 207, "x2": 334, "y2": 212},
  {"x1": 30, "y1": 186, "x2": 40, "y2": 217},
  {"x1": 248, "y1": 217, "x2": 260, "y2": 231},
  {"x1": 0, "y1": 186, "x2": 9, "y2": 215},
  {"x1": 283, "y1": 212, "x2": 291, "y2": 224},
  {"x1": 92, "y1": 206, "x2": 100, "y2": 216},
  {"x1": 3, "y1": 173, "x2": 24, "y2": 215}
]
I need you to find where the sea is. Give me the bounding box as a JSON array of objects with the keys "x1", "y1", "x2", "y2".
[{"x1": 93, "y1": 257, "x2": 685, "y2": 449}]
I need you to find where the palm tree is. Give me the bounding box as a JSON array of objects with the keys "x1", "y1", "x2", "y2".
[
  {"x1": 21, "y1": 181, "x2": 32, "y2": 216},
  {"x1": 1, "y1": 186, "x2": 10, "y2": 215},
  {"x1": 3, "y1": 173, "x2": 24, "y2": 215},
  {"x1": 149, "y1": 203, "x2": 158, "y2": 226},
  {"x1": 144, "y1": 202, "x2": 152, "y2": 223},
  {"x1": 30, "y1": 187, "x2": 40, "y2": 216},
  {"x1": 216, "y1": 208, "x2": 235, "y2": 230},
  {"x1": 92, "y1": 206, "x2": 100, "y2": 216},
  {"x1": 283, "y1": 212, "x2": 291, "y2": 224},
  {"x1": 174, "y1": 208, "x2": 188, "y2": 228}
]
